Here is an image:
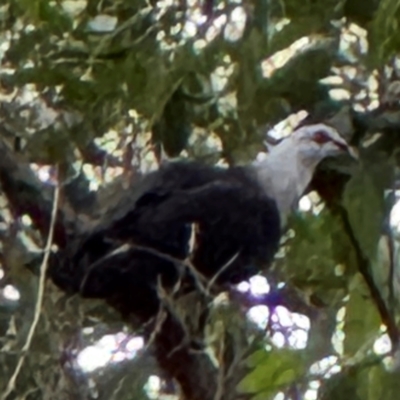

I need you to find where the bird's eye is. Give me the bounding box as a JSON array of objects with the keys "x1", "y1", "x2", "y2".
[{"x1": 312, "y1": 130, "x2": 331, "y2": 145}]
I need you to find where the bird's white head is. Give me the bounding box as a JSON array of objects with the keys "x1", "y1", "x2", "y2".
[
  {"x1": 254, "y1": 123, "x2": 357, "y2": 224},
  {"x1": 290, "y1": 123, "x2": 357, "y2": 165}
]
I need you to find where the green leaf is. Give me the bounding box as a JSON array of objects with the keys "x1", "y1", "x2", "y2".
[
  {"x1": 321, "y1": 363, "x2": 400, "y2": 400},
  {"x1": 320, "y1": 370, "x2": 363, "y2": 400},
  {"x1": 365, "y1": 364, "x2": 400, "y2": 400},
  {"x1": 344, "y1": 0, "x2": 380, "y2": 26},
  {"x1": 236, "y1": 29, "x2": 265, "y2": 112},
  {"x1": 238, "y1": 347, "x2": 306, "y2": 399},
  {"x1": 343, "y1": 274, "x2": 381, "y2": 356},
  {"x1": 270, "y1": 0, "x2": 340, "y2": 20},
  {"x1": 342, "y1": 160, "x2": 392, "y2": 262},
  {"x1": 25, "y1": 128, "x2": 74, "y2": 164},
  {"x1": 252, "y1": 43, "x2": 336, "y2": 125},
  {"x1": 283, "y1": 211, "x2": 351, "y2": 307},
  {"x1": 368, "y1": 0, "x2": 400, "y2": 67},
  {"x1": 152, "y1": 86, "x2": 192, "y2": 157}
]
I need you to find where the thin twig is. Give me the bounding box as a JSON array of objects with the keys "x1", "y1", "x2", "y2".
[
  {"x1": 387, "y1": 233, "x2": 396, "y2": 315},
  {"x1": 213, "y1": 336, "x2": 225, "y2": 400},
  {"x1": 81, "y1": 241, "x2": 210, "y2": 296},
  {"x1": 1, "y1": 180, "x2": 60, "y2": 400},
  {"x1": 386, "y1": 189, "x2": 397, "y2": 315},
  {"x1": 144, "y1": 305, "x2": 167, "y2": 354},
  {"x1": 207, "y1": 251, "x2": 240, "y2": 293},
  {"x1": 338, "y1": 206, "x2": 399, "y2": 350}
]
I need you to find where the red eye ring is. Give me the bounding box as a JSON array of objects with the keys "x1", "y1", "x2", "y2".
[{"x1": 312, "y1": 130, "x2": 331, "y2": 145}]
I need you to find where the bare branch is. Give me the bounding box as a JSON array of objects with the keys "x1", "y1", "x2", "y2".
[
  {"x1": 0, "y1": 138, "x2": 69, "y2": 247},
  {"x1": 1, "y1": 178, "x2": 60, "y2": 400},
  {"x1": 338, "y1": 206, "x2": 400, "y2": 350},
  {"x1": 153, "y1": 311, "x2": 218, "y2": 400}
]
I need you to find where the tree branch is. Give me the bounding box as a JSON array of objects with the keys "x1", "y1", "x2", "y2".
[
  {"x1": 153, "y1": 311, "x2": 219, "y2": 400},
  {"x1": 1, "y1": 179, "x2": 60, "y2": 400},
  {"x1": 79, "y1": 141, "x2": 121, "y2": 168},
  {"x1": 337, "y1": 206, "x2": 399, "y2": 349},
  {"x1": 0, "y1": 139, "x2": 68, "y2": 247}
]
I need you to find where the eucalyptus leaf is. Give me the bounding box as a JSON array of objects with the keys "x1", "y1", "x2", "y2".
[
  {"x1": 343, "y1": 273, "x2": 381, "y2": 356},
  {"x1": 238, "y1": 347, "x2": 307, "y2": 399},
  {"x1": 342, "y1": 161, "x2": 392, "y2": 262}
]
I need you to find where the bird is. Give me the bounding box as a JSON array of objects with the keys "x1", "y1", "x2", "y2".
[{"x1": 49, "y1": 123, "x2": 357, "y2": 321}]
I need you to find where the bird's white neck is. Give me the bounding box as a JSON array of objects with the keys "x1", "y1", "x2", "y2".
[{"x1": 252, "y1": 138, "x2": 321, "y2": 226}]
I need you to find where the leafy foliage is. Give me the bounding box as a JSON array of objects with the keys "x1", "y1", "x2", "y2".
[
  {"x1": 343, "y1": 159, "x2": 392, "y2": 262},
  {"x1": 1, "y1": 0, "x2": 400, "y2": 399},
  {"x1": 343, "y1": 273, "x2": 381, "y2": 356},
  {"x1": 239, "y1": 347, "x2": 307, "y2": 400}
]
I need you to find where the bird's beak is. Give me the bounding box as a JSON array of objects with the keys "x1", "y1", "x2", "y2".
[{"x1": 332, "y1": 138, "x2": 359, "y2": 160}]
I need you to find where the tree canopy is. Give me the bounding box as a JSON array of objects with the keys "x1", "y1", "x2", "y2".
[{"x1": 1, "y1": 0, "x2": 400, "y2": 399}]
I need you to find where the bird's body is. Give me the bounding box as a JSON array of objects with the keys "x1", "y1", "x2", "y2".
[
  {"x1": 50, "y1": 124, "x2": 355, "y2": 321},
  {"x1": 54, "y1": 161, "x2": 281, "y2": 319},
  {"x1": 105, "y1": 161, "x2": 281, "y2": 280}
]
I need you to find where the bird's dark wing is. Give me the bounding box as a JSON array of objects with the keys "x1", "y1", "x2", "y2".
[
  {"x1": 77, "y1": 179, "x2": 244, "y2": 317},
  {"x1": 93, "y1": 179, "x2": 243, "y2": 255},
  {"x1": 52, "y1": 162, "x2": 281, "y2": 321}
]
